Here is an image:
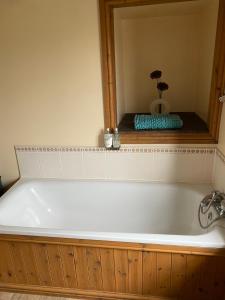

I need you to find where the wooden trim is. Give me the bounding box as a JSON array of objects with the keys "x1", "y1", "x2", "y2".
[
  {"x1": 208, "y1": 0, "x2": 225, "y2": 139},
  {"x1": 0, "y1": 285, "x2": 173, "y2": 300},
  {"x1": 0, "y1": 234, "x2": 225, "y2": 256},
  {"x1": 120, "y1": 131, "x2": 217, "y2": 144},
  {"x1": 99, "y1": 0, "x2": 225, "y2": 144}
]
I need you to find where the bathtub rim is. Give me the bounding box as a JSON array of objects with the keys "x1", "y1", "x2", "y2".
[
  {"x1": 1, "y1": 232, "x2": 225, "y2": 256},
  {"x1": 0, "y1": 225, "x2": 225, "y2": 249}
]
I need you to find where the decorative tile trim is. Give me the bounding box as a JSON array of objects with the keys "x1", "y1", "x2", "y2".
[
  {"x1": 216, "y1": 148, "x2": 225, "y2": 164},
  {"x1": 15, "y1": 145, "x2": 215, "y2": 154}
]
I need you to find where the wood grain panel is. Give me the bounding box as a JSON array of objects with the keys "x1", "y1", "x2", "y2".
[
  {"x1": 114, "y1": 249, "x2": 128, "y2": 293},
  {"x1": 60, "y1": 245, "x2": 77, "y2": 289},
  {"x1": 143, "y1": 251, "x2": 157, "y2": 295},
  {"x1": 128, "y1": 250, "x2": 142, "y2": 294},
  {"x1": 212, "y1": 256, "x2": 225, "y2": 299},
  {"x1": 0, "y1": 235, "x2": 225, "y2": 300},
  {"x1": 194, "y1": 256, "x2": 219, "y2": 300},
  {"x1": 183, "y1": 254, "x2": 204, "y2": 300},
  {"x1": 0, "y1": 242, "x2": 17, "y2": 284},
  {"x1": 32, "y1": 243, "x2": 52, "y2": 286},
  {"x1": 46, "y1": 244, "x2": 65, "y2": 288},
  {"x1": 85, "y1": 248, "x2": 103, "y2": 291},
  {"x1": 100, "y1": 248, "x2": 115, "y2": 292},
  {"x1": 74, "y1": 247, "x2": 89, "y2": 290},
  {"x1": 8, "y1": 242, "x2": 27, "y2": 284},
  {"x1": 171, "y1": 253, "x2": 186, "y2": 297},
  {"x1": 156, "y1": 253, "x2": 172, "y2": 296},
  {"x1": 19, "y1": 243, "x2": 39, "y2": 286}
]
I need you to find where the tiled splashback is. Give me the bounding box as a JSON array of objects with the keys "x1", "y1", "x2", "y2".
[
  {"x1": 213, "y1": 148, "x2": 225, "y2": 191},
  {"x1": 15, "y1": 145, "x2": 215, "y2": 183}
]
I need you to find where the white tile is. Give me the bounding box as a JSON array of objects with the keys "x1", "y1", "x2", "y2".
[
  {"x1": 16, "y1": 146, "x2": 215, "y2": 183},
  {"x1": 152, "y1": 152, "x2": 178, "y2": 182},
  {"x1": 151, "y1": 152, "x2": 213, "y2": 183},
  {"x1": 202, "y1": 153, "x2": 214, "y2": 183},
  {"x1": 106, "y1": 152, "x2": 154, "y2": 181},
  {"x1": 213, "y1": 155, "x2": 225, "y2": 192},
  {"x1": 82, "y1": 151, "x2": 107, "y2": 179},
  {"x1": 16, "y1": 151, "x2": 42, "y2": 178},
  {"x1": 61, "y1": 151, "x2": 83, "y2": 179},
  {"x1": 38, "y1": 151, "x2": 62, "y2": 179}
]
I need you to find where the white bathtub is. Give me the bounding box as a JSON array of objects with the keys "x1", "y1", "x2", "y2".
[{"x1": 0, "y1": 179, "x2": 225, "y2": 248}]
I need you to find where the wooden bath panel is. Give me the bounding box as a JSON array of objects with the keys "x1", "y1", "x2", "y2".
[{"x1": 0, "y1": 235, "x2": 225, "y2": 300}]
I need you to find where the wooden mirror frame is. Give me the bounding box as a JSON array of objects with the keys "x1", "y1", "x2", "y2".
[{"x1": 99, "y1": 0, "x2": 225, "y2": 144}]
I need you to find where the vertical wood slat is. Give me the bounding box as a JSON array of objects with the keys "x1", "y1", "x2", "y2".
[
  {"x1": 114, "y1": 249, "x2": 129, "y2": 293},
  {"x1": 32, "y1": 243, "x2": 52, "y2": 286},
  {"x1": 75, "y1": 246, "x2": 89, "y2": 290},
  {"x1": 143, "y1": 251, "x2": 157, "y2": 295},
  {"x1": 183, "y1": 254, "x2": 205, "y2": 300},
  {"x1": 0, "y1": 241, "x2": 17, "y2": 284},
  {"x1": 194, "y1": 256, "x2": 218, "y2": 300},
  {"x1": 199, "y1": 256, "x2": 225, "y2": 300},
  {"x1": 212, "y1": 256, "x2": 225, "y2": 299},
  {"x1": 46, "y1": 244, "x2": 65, "y2": 288},
  {"x1": 8, "y1": 242, "x2": 27, "y2": 284},
  {"x1": 156, "y1": 252, "x2": 172, "y2": 296},
  {"x1": 171, "y1": 253, "x2": 186, "y2": 297},
  {"x1": 100, "y1": 248, "x2": 116, "y2": 292},
  {"x1": 85, "y1": 247, "x2": 103, "y2": 291},
  {"x1": 60, "y1": 245, "x2": 77, "y2": 288},
  {"x1": 18, "y1": 243, "x2": 39, "y2": 285},
  {"x1": 128, "y1": 250, "x2": 142, "y2": 294}
]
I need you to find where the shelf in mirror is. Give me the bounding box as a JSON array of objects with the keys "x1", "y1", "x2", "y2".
[{"x1": 118, "y1": 112, "x2": 208, "y2": 134}]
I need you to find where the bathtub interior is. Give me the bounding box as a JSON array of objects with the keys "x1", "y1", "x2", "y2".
[{"x1": 0, "y1": 179, "x2": 213, "y2": 235}]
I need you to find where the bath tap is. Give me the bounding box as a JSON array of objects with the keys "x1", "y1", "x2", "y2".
[
  {"x1": 211, "y1": 192, "x2": 225, "y2": 217},
  {"x1": 200, "y1": 191, "x2": 218, "y2": 210},
  {"x1": 198, "y1": 191, "x2": 225, "y2": 229}
]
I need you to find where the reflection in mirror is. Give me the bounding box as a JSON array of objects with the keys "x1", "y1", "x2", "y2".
[{"x1": 114, "y1": 0, "x2": 219, "y2": 133}]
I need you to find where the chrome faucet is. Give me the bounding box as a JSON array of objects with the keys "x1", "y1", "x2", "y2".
[
  {"x1": 211, "y1": 192, "x2": 225, "y2": 217},
  {"x1": 199, "y1": 191, "x2": 225, "y2": 229},
  {"x1": 201, "y1": 191, "x2": 225, "y2": 216}
]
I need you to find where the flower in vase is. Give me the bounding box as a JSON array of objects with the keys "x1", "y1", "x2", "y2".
[
  {"x1": 157, "y1": 82, "x2": 169, "y2": 92},
  {"x1": 150, "y1": 70, "x2": 162, "y2": 79}
]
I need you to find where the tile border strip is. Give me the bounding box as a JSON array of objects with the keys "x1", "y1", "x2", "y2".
[{"x1": 15, "y1": 145, "x2": 215, "y2": 154}]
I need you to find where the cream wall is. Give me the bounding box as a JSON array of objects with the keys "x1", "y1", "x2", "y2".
[
  {"x1": 212, "y1": 106, "x2": 225, "y2": 192},
  {"x1": 218, "y1": 107, "x2": 225, "y2": 154},
  {"x1": 0, "y1": 0, "x2": 104, "y2": 185}
]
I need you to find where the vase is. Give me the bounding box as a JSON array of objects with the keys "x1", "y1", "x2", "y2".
[{"x1": 150, "y1": 98, "x2": 170, "y2": 115}]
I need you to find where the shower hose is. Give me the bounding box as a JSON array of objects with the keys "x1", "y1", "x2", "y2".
[{"x1": 198, "y1": 195, "x2": 220, "y2": 229}]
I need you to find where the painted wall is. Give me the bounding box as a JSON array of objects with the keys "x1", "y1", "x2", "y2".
[
  {"x1": 114, "y1": 0, "x2": 218, "y2": 122},
  {"x1": 213, "y1": 106, "x2": 225, "y2": 192},
  {"x1": 0, "y1": 0, "x2": 104, "y2": 185},
  {"x1": 218, "y1": 107, "x2": 225, "y2": 154}
]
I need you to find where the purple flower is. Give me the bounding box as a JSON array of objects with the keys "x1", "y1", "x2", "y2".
[{"x1": 150, "y1": 70, "x2": 162, "y2": 79}]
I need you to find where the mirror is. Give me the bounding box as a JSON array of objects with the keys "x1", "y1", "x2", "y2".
[{"x1": 99, "y1": 0, "x2": 225, "y2": 144}]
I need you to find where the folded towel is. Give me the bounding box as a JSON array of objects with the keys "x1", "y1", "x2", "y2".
[{"x1": 134, "y1": 114, "x2": 183, "y2": 130}]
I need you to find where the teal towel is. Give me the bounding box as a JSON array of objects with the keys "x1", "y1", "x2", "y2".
[{"x1": 134, "y1": 114, "x2": 183, "y2": 130}]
